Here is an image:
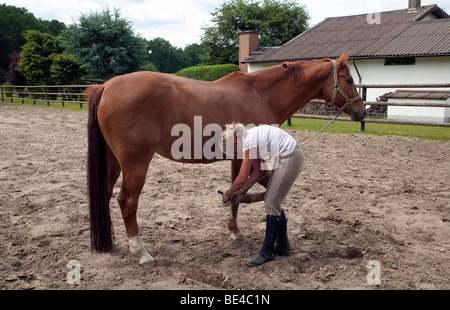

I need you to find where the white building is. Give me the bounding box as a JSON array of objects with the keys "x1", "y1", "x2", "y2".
[{"x1": 240, "y1": 0, "x2": 450, "y2": 123}]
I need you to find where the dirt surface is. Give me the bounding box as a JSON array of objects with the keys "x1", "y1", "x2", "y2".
[{"x1": 0, "y1": 104, "x2": 449, "y2": 290}]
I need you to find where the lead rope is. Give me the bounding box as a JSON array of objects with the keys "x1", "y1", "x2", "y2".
[
  {"x1": 300, "y1": 111, "x2": 343, "y2": 147},
  {"x1": 300, "y1": 60, "x2": 361, "y2": 147}
]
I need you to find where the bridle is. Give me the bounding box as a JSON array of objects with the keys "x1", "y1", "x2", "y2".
[{"x1": 300, "y1": 59, "x2": 362, "y2": 147}]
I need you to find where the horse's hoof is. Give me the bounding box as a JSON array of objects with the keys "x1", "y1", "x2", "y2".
[
  {"x1": 230, "y1": 231, "x2": 246, "y2": 241},
  {"x1": 112, "y1": 243, "x2": 120, "y2": 252},
  {"x1": 139, "y1": 253, "x2": 155, "y2": 265},
  {"x1": 129, "y1": 235, "x2": 155, "y2": 265}
]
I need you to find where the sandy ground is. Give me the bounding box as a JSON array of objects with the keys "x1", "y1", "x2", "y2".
[{"x1": 0, "y1": 104, "x2": 449, "y2": 291}]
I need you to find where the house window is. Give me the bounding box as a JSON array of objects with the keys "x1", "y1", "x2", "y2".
[{"x1": 385, "y1": 57, "x2": 416, "y2": 66}]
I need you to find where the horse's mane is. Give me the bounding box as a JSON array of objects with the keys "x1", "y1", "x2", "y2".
[
  {"x1": 244, "y1": 61, "x2": 305, "y2": 82},
  {"x1": 282, "y1": 62, "x2": 303, "y2": 81},
  {"x1": 283, "y1": 58, "x2": 331, "y2": 82},
  {"x1": 221, "y1": 58, "x2": 332, "y2": 83}
]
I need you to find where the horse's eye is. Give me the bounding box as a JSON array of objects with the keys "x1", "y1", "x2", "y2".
[{"x1": 347, "y1": 78, "x2": 353, "y2": 84}]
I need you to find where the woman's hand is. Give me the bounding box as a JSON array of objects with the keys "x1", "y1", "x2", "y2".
[
  {"x1": 222, "y1": 193, "x2": 231, "y2": 207},
  {"x1": 222, "y1": 149, "x2": 255, "y2": 207}
]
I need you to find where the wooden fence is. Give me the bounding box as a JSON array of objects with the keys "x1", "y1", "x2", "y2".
[
  {"x1": 291, "y1": 83, "x2": 450, "y2": 129},
  {"x1": 0, "y1": 85, "x2": 89, "y2": 108},
  {"x1": 1, "y1": 83, "x2": 450, "y2": 128}
]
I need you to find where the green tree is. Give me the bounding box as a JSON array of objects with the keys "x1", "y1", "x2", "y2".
[
  {"x1": 146, "y1": 39, "x2": 207, "y2": 73},
  {"x1": 0, "y1": 4, "x2": 66, "y2": 83},
  {"x1": 201, "y1": 0, "x2": 310, "y2": 65},
  {"x1": 50, "y1": 53, "x2": 86, "y2": 85},
  {"x1": 18, "y1": 30, "x2": 63, "y2": 85},
  {"x1": 40, "y1": 19, "x2": 67, "y2": 37},
  {"x1": 147, "y1": 37, "x2": 188, "y2": 73},
  {"x1": 63, "y1": 8, "x2": 148, "y2": 80},
  {"x1": 183, "y1": 43, "x2": 206, "y2": 67}
]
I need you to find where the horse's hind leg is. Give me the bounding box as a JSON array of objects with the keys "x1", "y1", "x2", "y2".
[
  {"x1": 106, "y1": 145, "x2": 121, "y2": 202},
  {"x1": 117, "y1": 150, "x2": 155, "y2": 265}
]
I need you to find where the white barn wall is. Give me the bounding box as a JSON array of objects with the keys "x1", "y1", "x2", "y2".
[
  {"x1": 248, "y1": 63, "x2": 280, "y2": 73},
  {"x1": 349, "y1": 56, "x2": 450, "y2": 101},
  {"x1": 349, "y1": 56, "x2": 450, "y2": 122}
]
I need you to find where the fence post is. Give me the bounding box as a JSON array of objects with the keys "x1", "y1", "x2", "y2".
[
  {"x1": 0, "y1": 86, "x2": 3, "y2": 102},
  {"x1": 61, "y1": 87, "x2": 65, "y2": 108},
  {"x1": 361, "y1": 87, "x2": 367, "y2": 132}
]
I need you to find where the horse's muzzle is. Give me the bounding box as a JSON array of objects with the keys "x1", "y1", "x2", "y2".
[{"x1": 351, "y1": 109, "x2": 366, "y2": 122}]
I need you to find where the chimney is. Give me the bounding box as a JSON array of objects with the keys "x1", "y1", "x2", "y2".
[
  {"x1": 238, "y1": 31, "x2": 260, "y2": 73},
  {"x1": 408, "y1": 0, "x2": 421, "y2": 11}
]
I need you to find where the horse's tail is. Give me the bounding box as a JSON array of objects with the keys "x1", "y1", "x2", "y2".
[{"x1": 86, "y1": 85, "x2": 114, "y2": 253}]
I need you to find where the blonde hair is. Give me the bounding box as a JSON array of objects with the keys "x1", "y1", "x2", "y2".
[{"x1": 220, "y1": 122, "x2": 246, "y2": 159}]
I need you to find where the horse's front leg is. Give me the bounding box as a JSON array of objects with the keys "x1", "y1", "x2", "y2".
[
  {"x1": 232, "y1": 171, "x2": 269, "y2": 204},
  {"x1": 228, "y1": 202, "x2": 245, "y2": 240},
  {"x1": 233, "y1": 192, "x2": 265, "y2": 204},
  {"x1": 227, "y1": 160, "x2": 245, "y2": 240}
]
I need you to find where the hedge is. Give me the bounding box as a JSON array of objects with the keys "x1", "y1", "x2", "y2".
[{"x1": 175, "y1": 64, "x2": 239, "y2": 81}]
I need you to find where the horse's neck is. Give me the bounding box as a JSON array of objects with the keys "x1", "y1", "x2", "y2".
[{"x1": 251, "y1": 62, "x2": 328, "y2": 124}]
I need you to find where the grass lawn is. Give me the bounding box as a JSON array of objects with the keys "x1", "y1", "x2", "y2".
[{"x1": 1, "y1": 97, "x2": 87, "y2": 111}]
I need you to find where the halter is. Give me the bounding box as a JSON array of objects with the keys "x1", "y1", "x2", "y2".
[
  {"x1": 300, "y1": 59, "x2": 362, "y2": 147},
  {"x1": 328, "y1": 59, "x2": 362, "y2": 113}
]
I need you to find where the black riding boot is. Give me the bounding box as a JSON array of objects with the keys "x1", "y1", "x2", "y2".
[
  {"x1": 247, "y1": 215, "x2": 280, "y2": 267},
  {"x1": 274, "y1": 209, "x2": 291, "y2": 256}
]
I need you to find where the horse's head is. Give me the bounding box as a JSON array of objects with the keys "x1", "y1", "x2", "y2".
[{"x1": 322, "y1": 52, "x2": 366, "y2": 122}]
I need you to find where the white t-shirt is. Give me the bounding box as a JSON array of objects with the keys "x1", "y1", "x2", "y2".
[{"x1": 243, "y1": 125, "x2": 298, "y2": 161}]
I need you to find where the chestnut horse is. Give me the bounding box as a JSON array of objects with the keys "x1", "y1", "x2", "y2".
[{"x1": 87, "y1": 52, "x2": 365, "y2": 264}]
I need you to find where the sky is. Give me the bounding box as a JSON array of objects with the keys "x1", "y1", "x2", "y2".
[{"x1": 2, "y1": 0, "x2": 450, "y2": 48}]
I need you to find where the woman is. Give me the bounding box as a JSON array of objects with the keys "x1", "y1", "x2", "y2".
[{"x1": 221, "y1": 124, "x2": 305, "y2": 267}]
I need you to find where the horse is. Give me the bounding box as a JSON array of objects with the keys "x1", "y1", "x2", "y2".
[{"x1": 87, "y1": 51, "x2": 366, "y2": 264}]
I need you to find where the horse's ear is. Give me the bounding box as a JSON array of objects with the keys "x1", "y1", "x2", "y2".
[{"x1": 337, "y1": 51, "x2": 351, "y2": 66}]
